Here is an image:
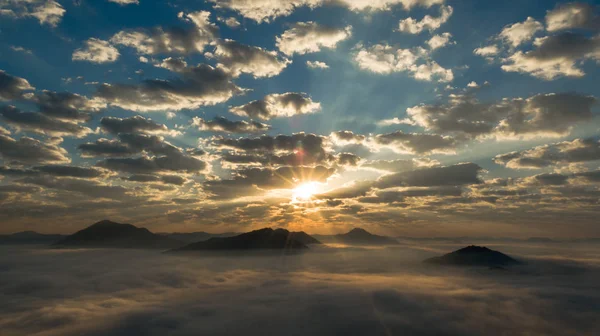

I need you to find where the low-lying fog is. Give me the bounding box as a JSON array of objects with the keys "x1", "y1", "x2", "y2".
[{"x1": 1, "y1": 242, "x2": 599, "y2": 336}]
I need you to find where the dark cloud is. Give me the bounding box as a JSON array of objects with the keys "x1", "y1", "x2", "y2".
[
  {"x1": 408, "y1": 92, "x2": 597, "y2": 139},
  {"x1": 362, "y1": 158, "x2": 439, "y2": 172},
  {"x1": 125, "y1": 174, "x2": 187, "y2": 185},
  {"x1": 0, "y1": 105, "x2": 92, "y2": 138},
  {"x1": 336, "y1": 153, "x2": 361, "y2": 166},
  {"x1": 110, "y1": 11, "x2": 218, "y2": 55},
  {"x1": 17, "y1": 175, "x2": 131, "y2": 200},
  {"x1": 0, "y1": 134, "x2": 70, "y2": 164},
  {"x1": 330, "y1": 130, "x2": 366, "y2": 144},
  {"x1": 100, "y1": 116, "x2": 174, "y2": 135},
  {"x1": 229, "y1": 93, "x2": 320, "y2": 120},
  {"x1": 0, "y1": 165, "x2": 105, "y2": 178},
  {"x1": 96, "y1": 64, "x2": 244, "y2": 112},
  {"x1": 97, "y1": 154, "x2": 207, "y2": 174},
  {"x1": 209, "y1": 39, "x2": 290, "y2": 78},
  {"x1": 374, "y1": 163, "x2": 483, "y2": 188},
  {"x1": 372, "y1": 131, "x2": 458, "y2": 155},
  {"x1": 494, "y1": 138, "x2": 600, "y2": 169},
  {"x1": 0, "y1": 70, "x2": 34, "y2": 101},
  {"x1": 532, "y1": 173, "x2": 569, "y2": 186},
  {"x1": 79, "y1": 139, "x2": 139, "y2": 158},
  {"x1": 31, "y1": 90, "x2": 104, "y2": 121},
  {"x1": 192, "y1": 116, "x2": 270, "y2": 133},
  {"x1": 546, "y1": 3, "x2": 600, "y2": 32}
]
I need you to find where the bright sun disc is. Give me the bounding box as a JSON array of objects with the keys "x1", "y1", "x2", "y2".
[{"x1": 293, "y1": 182, "x2": 318, "y2": 201}]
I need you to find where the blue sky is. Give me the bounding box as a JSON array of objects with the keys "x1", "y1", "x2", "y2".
[{"x1": 1, "y1": 0, "x2": 600, "y2": 237}]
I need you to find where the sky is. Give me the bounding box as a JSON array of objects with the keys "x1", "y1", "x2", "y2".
[{"x1": 1, "y1": 0, "x2": 600, "y2": 237}]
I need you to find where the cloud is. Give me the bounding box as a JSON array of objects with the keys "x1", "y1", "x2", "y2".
[
  {"x1": 110, "y1": 11, "x2": 218, "y2": 55},
  {"x1": 373, "y1": 162, "x2": 483, "y2": 188},
  {"x1": 501, "y1": 32, "x2": 600, "y2": 80},
  {"x1": 371, "y1": 131, "x2": 458, "y2": 155},
  {"x1": 330, "y1": 130, "x2": 366, "y2": 145},
  {"x1": 125, "y1": 174, "x2": 187, "y2": 185},
  {"x1": 398, "y1": 5, "x2": 453, "y2": 34},
  {"x1": 230, "y1": 93, "x2": 320, "y2": 120},
  {"x1": 17, "y1": 175, "x2": 132, "y2": 200},
  {"x1": 499, "y1": 17, "x2": 544, "y2": 48},
  {"x1": 31, "y1": 90, "x2": 105, "y2": 121},
  {"x1": 0, "y1": 0, "x2": 65, "y2": 27},
  {"x1": 208, "y1": 39, "x2": 290, "y2": 78},
  {"x1": 494, "y1": 138, "x2": 600, "y2": 169},
  {"x1": 0, "y1": 134, "x2": 70, "y2": 164},
  {"x1": 0, "y1": 105, "x2": 93, "y2": 138},
  {"x1": 473, "y1": 45, "x2": 499, "y2": 57},
  {"x1": 218, "y1": 16, "x2": 241, "y2": 28},
  {"x1": 97, "y1": 154, "x2": 207, "y2": 174},
  {"x1": 427, "y1": 32, "x2": 454, "y2": 50},
  {"x1": 79, "y1": 139, "x2": 139, "y2": 158},
  {"x1": 0, "y1": 70, "x2": 34, "y2": 101},
  {"x1": 207, "y1": 0, "x2": 445, "y2": 23},
  {"x1": 96, "y1": 64, "x2": 244, "y2": 112},
  {"x1": 354, "y1": 44, "x2": 453, "y2": 82},
  {"x1": 72, "y1": 38, "x2": 120, "y2": 64},
  {"x1": 276, "y1": 22, "x2": 352, "y2": 56},
  {"x1": 362, "y1": 158, "x2": 439, "y2": 172},
  {"x1": 100, "y1": 116, "x2": 176, "y2": 135},
  {"x1": 546, "y1": 2, "x2": 600, "y2": 32},
  {"x1": 192, "y1": 116, "x2": 270, "y2": 133},
  {"x1": 306, "y1": 60, "x2": 329, "y2": 69},
  {"x1": 108, "y1": 0, "x2": 139, "y2": 5},
  {"x1": 406, "y1": 92, "x2": 596, "y2": 139}
]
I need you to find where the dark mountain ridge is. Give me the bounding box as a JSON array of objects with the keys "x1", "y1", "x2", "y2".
[
  {"x1": 315, "y1": 228, "x2": 399, "y2": 245},
  {"x1": 54, "y1": 220, "x2": 182, "y2": 249},
  {"x1": 172, "y1": 228, "x2": 315, "y2": 252},
  {"x1": 424, "y1": 245, "x2": 522, "y2": 267},
  {"x1": 0, "y1": 231, "x2": 66, "y2": 244}
]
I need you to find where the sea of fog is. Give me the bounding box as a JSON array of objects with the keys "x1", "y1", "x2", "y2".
[{"x1": 1, "y1": 242, "x2": 599, "y2": 336}]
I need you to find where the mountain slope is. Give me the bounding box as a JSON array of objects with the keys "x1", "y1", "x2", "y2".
[
  {"x1": 316, "y1": 228, "x2": 398, "y2": 245},
  {"x1": 54, "y1": 220, "x2": 182, "y2": 249},
  {"x1": 0, "y1": 231, "x2": 66, "y2": 244},
  {"x1": 172, "y1": 228, "x2": 311, "y2": 252},
  {"x1": 424, "y1": 245, "x2": 522, "y2": 267}
]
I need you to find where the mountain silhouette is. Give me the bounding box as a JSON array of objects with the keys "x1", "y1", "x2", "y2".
[
  {"x1": 54, "y1": 220, "x2": 183, "y2": 249},
  {"x1": 172, "y1": 228, "x2": 312, "y2": 252},
  {"x1": 159, "y1": 231, "x2": 240, "y2": 243},
  {"x1": 0, "y1": 231, "x2": 66, "y2": 244},
  {"x1": 424, "y1": 245, "x2": 522, "y2": 267},
  {"x1": 316, "y1": 228, "x2": 399, "y2": 245},
  {"x1": 275, "y1": 229, "x2": 321, "y2": 245}
]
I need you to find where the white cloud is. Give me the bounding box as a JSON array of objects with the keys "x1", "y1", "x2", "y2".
[
  {"x1": 230, "y1": 93, "x2": 321, "y2": 120},
  {"x1": 72, "y1": 38, "x2": 120, "y2": 64},
  {"x1": 107, "y1": 0, "x2": 139, "y2": 5},
  {"x1": 499, "y1": 17, "x2": 544, "y2": 48},
  {"x1": 209, "y1": 39, "x2": 290, "y2": 78},
  {"x1": 306, "y1": 60, "x2": 329, "y2": 69},
  {"x1": 355, "y1": 44, "x2": 453, "y2": 82},
  {"x1": 427, "y1": 32, "x2": 453, "y2": 50},
  {"x1": 546, "y1": 2, "x2": 600, "y2": 32},
  {"x1": 0, "y1": 0, "x2": 65, "y2": 27},
  {"x1": 398, "y1": 5, "x2": 453, "y2": 34},
  {"x1": 473, "y1": 45, "x2": 499, "y2": 56},
  {"x1": 276, "y1": 22, "x2": 352, "y2": 55}
]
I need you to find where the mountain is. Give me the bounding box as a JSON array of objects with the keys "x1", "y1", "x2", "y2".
[
  {"x1": 278, "y1": 229, "x2": 321, "y2": 245},
  {"x1": 171, "y1": 228, "x2": 312, "y2": 252},
  {"x1": 315, "y1": 228, "x2": 399, "y2": 245},
  {"x1": 424, "y1": 245, "x2": 522, "y2": 267},
  {"x1": 54, "y1": 220, "x2": 183, "y2": 249},
  {"x1": 0, "y1": 231, "x2": 66, "y2": 244},
  {"x1": 159, "y1": 232, "x2": 240, "y2": 243}
]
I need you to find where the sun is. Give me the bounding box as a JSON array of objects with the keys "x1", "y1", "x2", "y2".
[{"x1": 292, "y1": 182, "x2": 319, "y2": 202}]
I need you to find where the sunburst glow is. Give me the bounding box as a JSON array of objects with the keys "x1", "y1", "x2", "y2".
[{"x1": 292, "y1": 182, "x2": 319, "y2": 202}]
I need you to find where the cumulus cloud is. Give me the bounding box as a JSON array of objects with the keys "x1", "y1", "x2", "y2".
[
  {"x1": 72, "y1": 38, "x2": 120, "y2": 64},
  {"x1": 218, "y1": 16, "x2": 241, "y2": 28},
  {"x1": 110, "y1": 11, "x2": 218, "y2": 55},
  {"x1": 371, "y1": 131, "x2": 458, "y2": 155},
  {"x1": 499, "y1": 17, "x2": 544, "y2": 48},
  {"x1": 0, "y1": 70, "x2": 34, "y2": 101},
  {"x1": 306, "y1": 60, "x2": 329, "y2": 69},
  {"x1": 207, "y1": 0, "x2": 445, "y2": 23},
  {"x1": 373, "y1": 162, "x2": 483, "y2": 188},
  {"x1": 501, "y1": 32, "x2": 600, "y2": 80},
  {"x1": 230, "y1": 93, "x2": 320, "y2": 120},
  {"x1": 427, "y1": 32, "x2": 453, "y2": 50},
  {"x1": 0, "y1": 134, "x2": 70, "y2": 164},
  {"x1": 0, "y1": 105, "x2": 93, "y2": 138},
  {"x1": 494, "y1": 138, "x2": 600, "y2": 169},
  {"x1": 473, "y1": 45, "x2": 499, "y2": 57},
  {"x1": 276, "y1": 22, "x2": 352, "y2": 55},
  {"x1": 406, "y1": 92, "x2": 596, "y2": 139},
  {"x1": 330, "y1": 130, "x2": 366, "y2": 145},
  {"x1": 100, "y1": 116, "x2": 177, "y2": 135},
  {"x1": 208, "y1": 39, "x2": 290, "y2": 78},
  {"x1": 97, "y1": 154, "x2": 207, "y2": 174},
  {"x1": 546, "y1": 2, "x2": 600, "y2": 32},
  {"x1": 0, "y1": 0, "x2": 65, "y2": 27},
  {"x1": 96, "y1": 64, "x2": 244, "y2": 112},
  {"x1": 355, "y1": 44, "x2": 453, "y2": 82},
  {"x1": 17, "y1": 175, "x2": 132, "y2": 200},
  {"x1": 192, "y1": 116, "x2": 270, "y2": 133},
  {"x1": 362, "y1": 158, "x2": 439, "y2": 172},
  {"x1": 108, "y1": 0, "x2": 139, "y2": 5},
  {"x1": 0, "y1": 164, "x2": 105, "y2": 178},
  {"x1": 31, "y1": 90, "x2": 105, "y2": 121},
  {"x1": 398, "y1": 5, "x2": 453, "y2": 34}
]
